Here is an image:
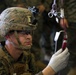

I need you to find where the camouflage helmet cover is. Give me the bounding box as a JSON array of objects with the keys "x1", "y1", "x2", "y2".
[{"x1": 0, "y1": 7, "x2": 36, "y2": 37}]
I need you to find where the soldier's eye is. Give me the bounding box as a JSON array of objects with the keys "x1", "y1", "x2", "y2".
[{"x1": 17, "y1": 30, "x2": 33, "y2": 35}]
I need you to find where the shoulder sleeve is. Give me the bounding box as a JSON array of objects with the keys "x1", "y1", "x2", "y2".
[
  {"x1": 0, "y1": 59, "x2": 9, "y2": 75},
  {"x1": 35, "y1": 71, "x2": 43, "y2": 75},
  {"x1": 28, "y1": 53, "x2": 36, "y2": 73}
]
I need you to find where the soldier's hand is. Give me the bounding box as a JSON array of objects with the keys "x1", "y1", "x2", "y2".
[{"x1": 48, "y1": 48, "x2": 70, "y2": 73}]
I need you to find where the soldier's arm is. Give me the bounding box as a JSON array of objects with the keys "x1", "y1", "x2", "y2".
[
  {"x1": 36, "y1": 48, "x2": 69, "y2": 75},
  {"x1": 35, "y1": 66, "x2": 55, "y2": 75}
]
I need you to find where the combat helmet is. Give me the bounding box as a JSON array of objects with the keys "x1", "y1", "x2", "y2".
[
  {"x1": 0, "y1": 7, "x2": 37, "y2": 37},
  {"x1": 0, "y1": 7, "x2": 37, "y2": 50}
]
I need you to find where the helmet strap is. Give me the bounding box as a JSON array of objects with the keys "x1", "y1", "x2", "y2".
[{"x1": 14, "y1": 31, "x2": 21, "y2": 45}]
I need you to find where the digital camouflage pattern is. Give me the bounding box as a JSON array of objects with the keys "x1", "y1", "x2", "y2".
[
  {"x1": 0, "y1": 7, "x2": 37, "y2": 37},
  {"x1": 0, "y1": 45, "x2": 43, "y2": 75}
]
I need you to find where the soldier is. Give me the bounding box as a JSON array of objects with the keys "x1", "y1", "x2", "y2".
[
  {"x1": 0, "y1": 7, "x2": 69, "y2": 75},
  {"x1": 58, "y1": 0, "x2": 76, "y2": 75}
]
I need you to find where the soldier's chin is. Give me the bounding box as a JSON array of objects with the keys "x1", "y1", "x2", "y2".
[
  {"x1": 24, "y1": 45, "x2": 32, "y2": 50},
  {"x1": 16, "y1": 44, "x2": 32, "y2": 51}
]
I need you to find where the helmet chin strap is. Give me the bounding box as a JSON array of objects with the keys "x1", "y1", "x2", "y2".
[
  {"x1": 10, "y1": 41, "x2": 32, "y2": 51},
  {"x1": 10, "y1": 31, "x2": 32, "y2": 51}
]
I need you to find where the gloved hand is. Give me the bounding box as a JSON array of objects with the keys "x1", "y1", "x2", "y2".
[{"x1": 48, "y1": 48, "x2": 70, "y2": 73}]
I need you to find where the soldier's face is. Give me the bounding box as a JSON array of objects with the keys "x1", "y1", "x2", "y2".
[
  {"x1": 8, "y1": 30, "x2": 33, "y2": 48},
  {"x1": 18, "y1": 30, "x2": 33, "y2": 47}
]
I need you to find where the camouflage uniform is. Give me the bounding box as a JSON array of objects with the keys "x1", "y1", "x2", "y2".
[
  {"x1": 0, "y1": 45, "x2": 36, "y2": 75},
  {"x1": 56, "y1": 0, "x2": 76, "y2": 75},
  {"x1": 0, "y1": 7, "x2": 43, "y2": 75}
]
